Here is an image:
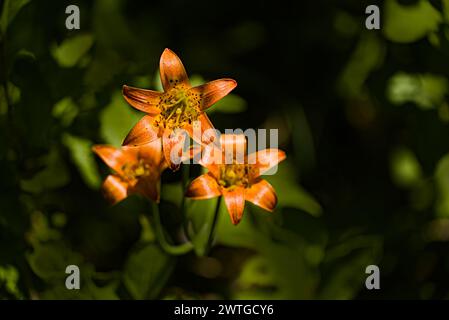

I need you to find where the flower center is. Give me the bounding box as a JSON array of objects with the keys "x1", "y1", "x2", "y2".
[
  {"x1": 154, "y1": 86, "x2": 201, "y2": 130},
  {"x1": 218, "y1": 164, "x2": 251, "y2": 188},
  {"x1": 122, "y1": 159, "x2": 151, "y2": 181}
]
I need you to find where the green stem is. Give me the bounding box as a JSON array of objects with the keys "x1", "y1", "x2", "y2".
[
  {"x1": 151, "y1": 201, "x2": 193, "y2": 255},
  {"x1": 206, "y1": 197, "x2": 222, "y2": 253},
  {"x1": 181, "y1": 164, "x2": 195, "y2": 239}
]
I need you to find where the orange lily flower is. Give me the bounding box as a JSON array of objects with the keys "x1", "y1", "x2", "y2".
[
  {"x1": 92, "y1": 139, "x2": 166, "y2": 204},
  {"x1": 186, "y1": 134, "x2": 286, "y2": 225},
  {"x1": 122, "y1": 48, "x2": 237, "y2": 170}
]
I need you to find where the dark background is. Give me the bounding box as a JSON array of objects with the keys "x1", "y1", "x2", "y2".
[{"x1": 1, "y1": 0, "x2": 449, "y2": 299}]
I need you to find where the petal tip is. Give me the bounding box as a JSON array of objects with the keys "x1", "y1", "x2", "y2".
[
  {"x1": 230, "y1": 217, "x2": 240, "y2": 225},
  {"x1": 227, "y1": 78, "x2": 238, "y2": 88},
  {"x1": 92, "y1": 144, "x2": 112, "y2": 156},
  {"x1": 161, "y1": 48, "x2": 178, "y2": 61},
  {"x1": 279, "y1": 150, "x2": 287, "y2": 163},
  {"x1": 122, "y1": 85, "x2": 130, "y2": 95},
  {"x1": 92, "y1": 145, "x2": 100, "y2": 153}
]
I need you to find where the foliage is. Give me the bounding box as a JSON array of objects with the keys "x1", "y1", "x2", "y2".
[{"x1": 2, "y1": 0, "x2": 449, "y2": 300}]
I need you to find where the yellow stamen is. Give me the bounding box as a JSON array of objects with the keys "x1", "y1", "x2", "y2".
[
  {"x1": 122, "y1": 159, "x2": 151, "y2": 182},
  {"x1": 156, "y1": 86, "x2": 201, "y2": 130},
  {"x1": 219, "y1": 163, "x2": 251, "y2": 188}
]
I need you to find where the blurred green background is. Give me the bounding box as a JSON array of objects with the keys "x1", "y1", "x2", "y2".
[{"x1": 2, "y1": 0, "x2": 449, "y2": 299}]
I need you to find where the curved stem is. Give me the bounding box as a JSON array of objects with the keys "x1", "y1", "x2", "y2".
[
  {"x1": 206, "y1": 197, "x2": 222, "y2": 253},
  {"x1": 151, "y1": 201, "x2": 193, "y2": 255},
  {"x1": 181, "y1": 164, "x2": 195, "y2": 239}
]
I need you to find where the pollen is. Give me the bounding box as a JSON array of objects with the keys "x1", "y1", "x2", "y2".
[
  {"x1": 218, "y1": 163, "x2": 252, "y2": 188},
  {"x1": 154, "y1": 86, "x2": 201, "y2": 129},
  {"x1": 122, "y1": 159, "x2": 151, "y2": 182}
]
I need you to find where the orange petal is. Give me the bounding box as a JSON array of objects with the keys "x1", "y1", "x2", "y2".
[
  {"x1": 248, "y1": 149, "x2": 286, "y2": 177},
  {"x1": 198, "y1": 143, "x2": 222, "y2": 178},
  {"x1": 185, "y1": 173, "x2": 221, "y2": 200},
  {"x1": 199, "y1": 113, "x2": 219, "y2": 145},
  {"x1": 132, "y1": 175, "x2": 161, "y2": 203},
  {"x1": 245, "y1": 179, "x2": 277, "y2": 212},
  {"x1": 220, "y1": 134, "x2": 247, "y2": 165},
  {"x1": 162, "y1": 128, "x2": 188, "y2": 171},
  {"x1": 222, "y1": 187, "x2": 246, "y2": 225},
  {"x1": 122, "y1": 85, "x2": 162, "y2": 115},
  {"x1": 159, "y1": 48, "x2": 190, "y2": 91},
  {"x1": 186, "y1": 113, "x2": 219, "y2": 147},
  {"x1": 102, "y1": 175, "x2": 129, "y2": 205},
  {"x1": 92, "y1": 145, "x2": 137, "y2": 176},
  {"x1": 137, "y1": 138, "x2": 165, "y2": 168},
  {"x1": 190, "y1": 78, "x2": 237, "y2": 111},
  {"x1": 123, "y1": 115, "x2": 160, "y2": 146}
]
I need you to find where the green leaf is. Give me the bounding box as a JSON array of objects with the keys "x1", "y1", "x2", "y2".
[
  {"x1": 100, "y1": 91, "x2": 142, "y2": 146},
  {"x1": 188, "y1": 74, "x2": 205, "y2": 87},
  {"x1": 387, "y1": 72, "x2": 449, "y2": 109},
  {"x1": 390, "y1": 147, "x2": 423, "y2": 188},
  {"x1": 28, "y1": 242, "x2": 118, "y2": 300},
  {"x1": 232, "y1": 228, "x2": 319, "y2": 299},
  {"x1": 338, "y1": 33, "x2": 384, "y2": 98},
  {"x1": 161, "y1": 182, "x2": 183, "y2": 208},
  {"x1": 186, "y1": 198, "x2": 221, "y2": 256},
  {"x1": 444, "y1": 0, "x2": 449, "y2": 22},
  {"x1": 207, "y1": 94, "x2": 247, "y2": 114},
  {"x1": 233, "y1": 255, "x2": 278, "y2": 299},
  {"x1": 62, "y1": 133, "x2": 101, "y2": 189},
  {"x1": 52, "y1": 97, "x2": 79, "y2": 127},
  {"x1": 27, "y1": 243, "x2": 84, "y2": 282},
  {"x1": 319, "y1": 234, "x2": 382, "y2": 299},
  {"x1": 153, "y1": 71, "x2": 164, "y2": 92},
  {"x1": 20, "y1": 148, "x2": 70, "y2": 193},
  {"x1": 51, "y1": 34, "x2": 94, "y2": 68},
  {"x1": 0, "y1": 0, "x2": 30, "y2": 35},
  {"x1": 27, "y1": 211, "x2": 61, "y2": 246},
  {"x1": 0, "y1": 265, "x2": 23, "y2": 299},
  {"x1": 265, "y1": 161, "x2": 322, "y2": 216},
  {"x1": 383, "y1": 0, "x2": 442, "y2": 43},
  {"x1": 123, "y1": 243, "x2": 174, "y2": 299}
]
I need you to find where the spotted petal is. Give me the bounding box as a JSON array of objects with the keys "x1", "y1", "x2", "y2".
[
  {"x1": 92, "y1": 145, "x2": 137, "y2": 176},
  {"x1": 122, "y1": 85, "x2": 162, "y2": 115},
  {"x1": 198, "y1": 144, "x2": 221, "y2": 179},
  {"x1": 245, "y1": 179, "x2": 277, "y2": 212},
  {"x1": 159, "y1": 48, "x2": 190, "y2": 91},
  {"x1": 185, "y1": 173, "x2": 221, "y2": 200},
  {"x1": 102, "y1": 175, "x2": 129, "y2": 205},
  {"x1": 132, "y1": 174, "x2": 161, "y2": 202},
  {"x1": 123, "y1": 115, "x2": 160, "y2": 146},
  {"x1": 248, "y1": 149, "x2": 286, "y2": 177},
  {"x1": 137, "y1": 138, "x2": 165, "y2": 169},
  {"x1": 222, "y1": 187, "x2": 246, "y2": 225},
  {"x1": 190, "y1": 79, "x2": 237, "y2": 111},
  {"x1": 184, "y1": 113, "x2": 219, "y2": 149},
  {"x1": 162, "y1": 128, "x2": 189, "y2": 171}
]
